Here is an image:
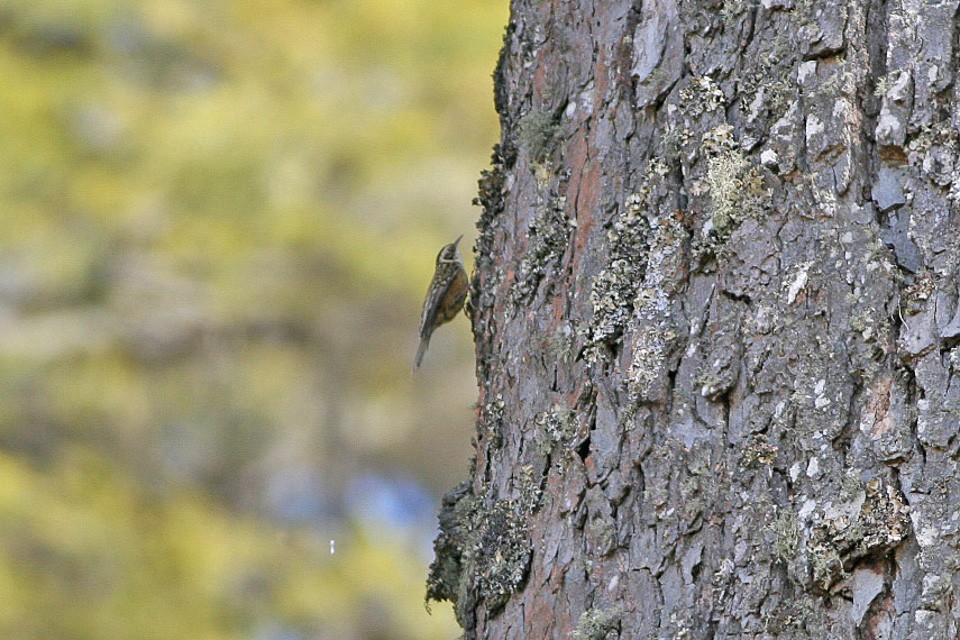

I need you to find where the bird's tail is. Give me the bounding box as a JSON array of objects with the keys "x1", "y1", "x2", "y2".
[{"x1": 414, "y1": 335, "x2": 431, "y2": 370}]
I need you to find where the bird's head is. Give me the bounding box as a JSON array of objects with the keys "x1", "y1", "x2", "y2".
[{"x1": 436, "y1": 235, "x2": 464, "y2": 265}]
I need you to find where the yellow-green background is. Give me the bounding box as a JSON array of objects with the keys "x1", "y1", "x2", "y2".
[{"x1": 0, "y1": 1, "x2": 505, "y2": 637}]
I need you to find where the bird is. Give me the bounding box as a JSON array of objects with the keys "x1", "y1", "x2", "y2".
[{"x1": 415, "y1": 235, "x2": 468, "y2": 369}]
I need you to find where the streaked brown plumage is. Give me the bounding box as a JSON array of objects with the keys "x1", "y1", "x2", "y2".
[{"x1": 415, "y1": 235, "x2": 468, "y2": 369}]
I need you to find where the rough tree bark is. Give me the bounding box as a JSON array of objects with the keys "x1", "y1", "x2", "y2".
[{"x1": 427, "y1": 1, "x2": 960, "y2": 638}]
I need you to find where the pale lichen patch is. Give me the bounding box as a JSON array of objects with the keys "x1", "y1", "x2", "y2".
[
  {"x1": 679, "y1": 75, "x2": 727, "y2": 118},
  {"x1": 585, "y1": 159, "x2": 686, "y2": 379},
  {"x1": 692, "y1": 125, "x2": 770, "y2": 258},
  {"x1": 804, "y1": 479, "x2": 911, "y2": 592},
  {"x1": 510, "y1": 196, "x2": 573, "y2": 307},
  {"x1": 572, "y1": 607, "x2": 622, "y2": 640},
  {"x1": 426, "y1": 475, "x2": 540, "y2": 626},
  {"x1": 585, "y1": 188, "x2": 653, "y2": 358},
  {"x1": 534, "y1": 405, "x2": 575, "y2": 457},
  {"x1": 518, "y1": 109, "x2": 560, "y2": 164}
]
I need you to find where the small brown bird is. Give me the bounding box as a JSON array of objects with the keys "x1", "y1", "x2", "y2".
[{"x1": 415, "y1": 235, "x2": 468, "y2": 369}]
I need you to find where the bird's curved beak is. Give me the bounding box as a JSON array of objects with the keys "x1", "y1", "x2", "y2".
[{"x1": 453, "y1": 235, "x2": 463, "y2": 246}]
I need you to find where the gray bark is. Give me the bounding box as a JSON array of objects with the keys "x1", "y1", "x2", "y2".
[{"x1": 429, "y1": 1, "x2": 960, "y2": 638}]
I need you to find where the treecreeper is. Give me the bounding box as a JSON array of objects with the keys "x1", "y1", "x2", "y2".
[{"x1": 414, "y1": 235, "x2": 468, "y2": 369}]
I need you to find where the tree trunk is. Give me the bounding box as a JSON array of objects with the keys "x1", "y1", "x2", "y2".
[{"x1": 428, "y1": 1, "x2": 960, "y2": 638}]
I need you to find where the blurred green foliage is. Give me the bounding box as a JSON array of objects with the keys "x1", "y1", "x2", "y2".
[{"x1": 0, "y1": 0, "x2": 505, "y2": 637}]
